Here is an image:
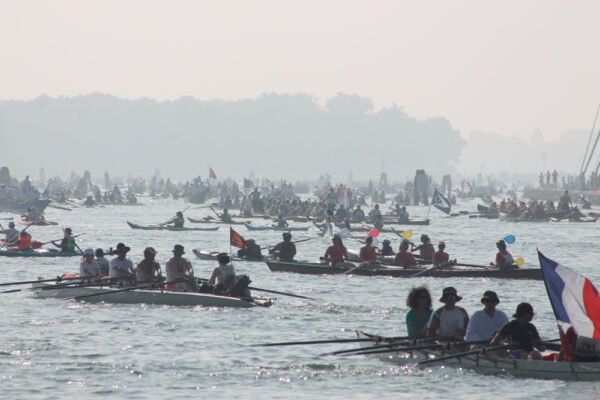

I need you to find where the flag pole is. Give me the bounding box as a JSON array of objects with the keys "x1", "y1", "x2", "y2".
[{"x1": 425, "y1": 191, "x2": 433, "y2": 220}]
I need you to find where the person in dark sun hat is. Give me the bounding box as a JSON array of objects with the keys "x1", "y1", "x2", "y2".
[
  {"x1": 466, "y1": 291, "x2": 509, "y2": 341},
  {"x1": 427, "y1": 287, "x2": 469, "y2": 340}
]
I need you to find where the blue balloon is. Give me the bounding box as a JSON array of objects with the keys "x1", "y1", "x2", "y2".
[{"x1": 503, "y1": 234, "x2": 516, "y2": 244}]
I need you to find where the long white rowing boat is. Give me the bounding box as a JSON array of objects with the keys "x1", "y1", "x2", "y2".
[
  {"x1": 356, "y1": 332, "x2": 600, "y2": 381},
  {"x1": 33, "y1": 282, "x2": 272, "y2": 308}
]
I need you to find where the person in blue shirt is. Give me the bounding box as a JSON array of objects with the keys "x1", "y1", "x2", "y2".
[{"x1": 406, "y1": 286, "x2": 433, "y2": 338}]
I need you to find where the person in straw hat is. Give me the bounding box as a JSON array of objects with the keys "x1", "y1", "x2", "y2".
[{"x1": 427, "y1": 287, "x2": 469, "y2": 340}]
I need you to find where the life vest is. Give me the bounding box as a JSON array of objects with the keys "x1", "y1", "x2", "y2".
[
  {"x1": 62, "y1": 237, "x2": 75, "y2": 252},
  {"x1": 17, "y1": 236, "x2": 32, "y2": 250},
  {"x1": 328, "y1": 245, "x2": 347, "y2": 264},
  {"x1": 360, "y1": 246, "x2": 377, "y2": 262}
]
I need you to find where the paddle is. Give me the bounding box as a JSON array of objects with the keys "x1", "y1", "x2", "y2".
[
  {"x1": 66, "y1": 279, "x2": 186, "y2": 301},
  {"x1": 416, "y1": 343, "x2": 517, "y2": 366},
  {"x1": 324, "y1": 338, "x2": 489, "y2": 357},
  {"x1": 253, "y1": 334, "x2": 411, "y2": 347},
  {"x1": 262, "y1": 236, "x2": 320, "y2": 251},
  {"x1": 32, "y1": 233, "x2": 85, "y2": 249},
  {"x1": 409, "y1": 260, "x2": 456, "y2": 278}
]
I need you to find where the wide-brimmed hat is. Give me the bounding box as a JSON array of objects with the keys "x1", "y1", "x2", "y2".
[
  {"x1": 439, "y1": 286, "x2": 462, "y2": 302},
  {"x1": 115, "y1": 243, "x2": 130, "y2": 253},
  {"x1": 173, "y1": 244, "x2": 185, "y2": 254},
  {"x1": 144, "y1": 247, "x2": 157, "y2": 255},
  {"x1": 481, "y1": 290, "x2": 500, "y2": 304}
]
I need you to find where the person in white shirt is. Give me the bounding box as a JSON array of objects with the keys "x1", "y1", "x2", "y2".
[
  {"x1": 80, "y1": 248, "x2": 101, "y2": 278},
  {"x1": 0, "y1": 222, "x2": 19, "y2": 244},
  {"x1": 208, "y1": 253, "x2": 236, "y2": 286},
  {"x1": 109, "y1": 243, "x2": 134, "y2": 279},
  {"x1": 466, "y1": 291, "x2": 509, "y2": 341},
  {"x1": 427, "y1": 287, "x2": 470, "y2": 340}
]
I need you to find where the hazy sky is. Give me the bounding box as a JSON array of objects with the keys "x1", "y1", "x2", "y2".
[{"x1": 2, "y1": 0, "x2": 600, "y2": 141}]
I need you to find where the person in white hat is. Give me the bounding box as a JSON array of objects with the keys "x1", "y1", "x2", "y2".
[{"x1": 80, "y1": 248, "x2": 100, "y2": 278}]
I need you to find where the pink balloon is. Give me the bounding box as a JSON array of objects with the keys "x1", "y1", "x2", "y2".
[{"x1": 368, "y1": 228, "x2": 379, "y2": 238}]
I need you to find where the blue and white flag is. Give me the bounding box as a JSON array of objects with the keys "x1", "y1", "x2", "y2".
[{"x1": 431, "y1": 189, "x2": 451, "y2": 215}]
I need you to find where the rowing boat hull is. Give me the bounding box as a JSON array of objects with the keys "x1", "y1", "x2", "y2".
[
  {"x1": 187, "y1": 217, "x2": 246, "y2": 225},
  {"x1": 0, "y1": 199, "x2": 51, "y2": 214},
  {"x1": 264, "y1": 261, "x2": 542, "y2": 280},
  {"x1": 0, "y1": 249, "x2": 80, "y2": 257},
  {"x1": 244, "y1": 223, "x2": 310, "y2": 231},
  {"x1": 33, "y1": 283, "x2": 271, "y2": 307},
  {"x1": 127, "y1": 222, "x2": 219, "y2": 231}
]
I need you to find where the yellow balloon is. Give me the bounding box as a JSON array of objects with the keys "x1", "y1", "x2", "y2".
[
  {"x1": 402, "y1": 229, "x2": 413, "y2": 239},
  {"x1": 516, "y1": 257, "x2": 524, "y2": 266}
]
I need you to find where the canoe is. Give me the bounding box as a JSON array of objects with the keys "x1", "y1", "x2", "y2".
[
  {"x1": 33, "y1": 282, "x2": 272, "y2": 308},
  {"x1": 0, "y1": 199, "x2": 51, "y2": 214},
  {"x1": 244, "y1": 223, "x2": 310, "y2": 231},
  {"x1": 0, "y1": 249, "x2": 80, "y2": 257},
  {"x1": 349, "y1": 226, "x2": 396, "y2": 233},
  {"x1": 355, "y1": 332, "x2": 600, "y2": 381},
  {"x1": 264, "y1": 261, "x2": 542, "y2": 280},
  {"x1": 187, "y1": 217, "x2": 246, "y2": 225},
  {"x1": 127, "y1": 221, "x2": 219, "y2": 231}
]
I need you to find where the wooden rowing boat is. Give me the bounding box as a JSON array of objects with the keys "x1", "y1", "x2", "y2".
[
  {"x1": 244, "y1": 223, "x2": 310, "y2": 231},
  {"x1": 0, "y1": 199, "x2": 51, "y2": 214},
  {"x1": 0, "y1": 249, "x2": 80, "y2": 257},
  {"x1": 349, "y1": 226, "x2": 396, "y2": 233},
  {"x1": 187, "y1": 217, "x2": 246, "y2": 225},
  {"x1": 127, "y1": 221, "x2": 219, "y2": 231},
  {"x1": 264, "y1": 261, "x2": 542, "y2": 280},
  {"x1": 192, "y1": 249, "x2": 279, "y2": 262},
  {"x1": 355, "y1": 332, "x2": 600, "y2": 381},
  {"x1": 550, "y1": 217, "x2": 598, "y2": 223},
  {"x1": 33, "y1": 282, "x2": 272, "y2": 307}
]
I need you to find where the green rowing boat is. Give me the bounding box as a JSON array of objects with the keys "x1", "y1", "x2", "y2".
[{"x1": 0, "y1": 249, "x2": 80, "y2": 257}]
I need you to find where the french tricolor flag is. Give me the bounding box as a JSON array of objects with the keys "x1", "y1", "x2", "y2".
[{"x1": 538, "y1": 250, "x2": 600, "y2": 339}]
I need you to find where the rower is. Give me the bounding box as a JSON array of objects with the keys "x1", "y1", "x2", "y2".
[
  {"x1": 359, "y1": 236, "x2": 378, "y2": 266},
  {"x1": 394, "y1": 240, "x2": 416, "y2": 268},
  {"x1": 491, "y1": 240, "x2": 516, "y2": 270},
  {"x1": 398, "y1": 206, "x2": 409, "y2": 222},
  {"x1": 432, "y1": 241, "x2": 450, "y2": 266},
  {"x1": 165, "y1": 244, "x2": 195, "y2": 290},
  {"x1": 238, "y1": 239, "x2": 263, "y2": 260},
  {"x1": 427, "y1": 287, "x2": 469, "y2": 340},
  {"x1": 95, "y1": 248, "x2": 109, "y2": 276},
  {"x1": 465, "y1": 291, "x2": 508, "y2": 341},
  {"x1": 373, "y1": 214, "x2": 384, "y2": 230},
  {"x1": 1, "y1": 221, "x2": 19, "y2": 244},
  {"x1": 558, "y1": 190, "x2": 572, "y2": 211},
  {"x1": 381, "y1": 239, "x2": 395, "y2": 256},
  {"x1": 166, "y1": 211, "x2": 185, "y2": 228},
  {"x1": 411, "y1": 234, "x2": 435, "y2": 262},
  {"x1": 269, "y1": 232, "x2": 296, "y2": 262},
  {"x1": 406, "y1": 286, "x2": 433, "y2": 338},
  {"x1": 368, "y1": 204, "x2": 382, "y2": 221},
  {"x1": 24, "y1": 207, "x2": 42, "y2": 222},
  {"x1": 275, "y1": 214, "x2": 288, "y2": 228},
  {"x1": 13, "y1": 231, "x2": 32, "y2": 250},
  {"x1": 134, "y1": 247, "x2": 162, "y2": 283},
  {"x1": 80, "y1": 248, "x2": 101, "y2": 278},
  {"x1": 323, "y1": 234, "x2": 350, "y2": 267},
  {"x1": 490, "y1": 302, "x2": 545, "y2": 360},
  {"x1": 352, "y1": 205, "x2": 365, "y2": 220},
  {"x1": 221, "y1": 208, "x2": 233, "y2": 223},
  {"x1": 109, "y1": 242, "x2": 134, "y2": 280},
  {"x1": 208, "y1": 253, "x2": 236, "y2": 287},
  {"x1": 52, "y1": 228, "x2": 76, "y2": 253}
]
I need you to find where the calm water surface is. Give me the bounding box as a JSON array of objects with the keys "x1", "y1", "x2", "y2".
[{"x1": 1, "y1": 198, "x2": 599, "y2": 399}]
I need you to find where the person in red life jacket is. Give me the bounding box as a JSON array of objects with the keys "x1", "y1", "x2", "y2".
[
  {"x1": 411, "y1": 234, "x2": 435, "y2": 262},
  {"x1": 432, "y1": 241, "x2": 450, "y2": 266},
  {"x1": 15, "y1": 231, "x2": 32, "y2": 250},
  {"x1": 491, "y1": 240, "x2": 515, "y2": 270},
  {"x1": 359, "y1": 236, "x2": 378, "y2": 266},
  {"x1": 394, "y1": 240, "x2": 416, "y2": 268},
  {"x1": 323, "y1": 235, "x2": 349, "y2": 267}
]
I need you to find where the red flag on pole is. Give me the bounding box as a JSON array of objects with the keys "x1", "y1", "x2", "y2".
[
  {"x1": 230, "y1": 227, "x2": 247, "y2": 249},
  {"x1": 209, "y1": 167, "x2": 217, "y2": 179}
]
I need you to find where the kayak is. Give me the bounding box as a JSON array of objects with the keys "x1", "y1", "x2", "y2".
[
  {"x1": 264, "y1": 260, "x2": 542, "y2": 280},
  {"x1": 0, "y1": 249, "x2": 80, "y2": 257},
  {"x1": 187, "y1": 217, "x2": 247, "y2": 225},
  {"x1": 33, "y1": 282, "x2": 272, "y2": 308},
  {"x1": 127, "y1": 221, "x2": 219, "y2": 231},
  {"x1": 244, "y1": 223, "x2": 310, "y2": 231}
]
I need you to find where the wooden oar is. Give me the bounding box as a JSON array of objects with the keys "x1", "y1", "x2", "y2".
[
  {"x1": 1, "y1": 277, "x2": 110, "y2": 294},
  {"x1": 48, "y1": 204, "x2": 72, "y2": 211},
  {"x1": 0, "y1": 275, "x2": 85, "y2": 287},
  {"x1": 66, "y1": 279, "x2": 185, "y2": 301},
  {"x1": 261, "y1": 236, "x2": 320, "y2": 251},
  {"x1": 33, "y1": 233, "x2": 85, "y2": 249},
  {"x1": 409, "y1": 260, "x2": 456, "y2": 278},
  {"x1": 453, "y1": 262, "x2": 491, "y2": 268},
  {"x1": 323, "y1": 338, "x2": 487, "y2": 357},
  {"x1": 252, "y1": 334, "x2": 411, "y2": 347},
  {"x1": 416, "y1": 343, "x2": 516, "y2": 366},
  {"x1": 199, "y1": 277, "x2": 316, "y2": 301}
]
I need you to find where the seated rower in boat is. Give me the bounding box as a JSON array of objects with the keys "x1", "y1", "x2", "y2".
[
  {"x1": 432, "y1": 241, "x2": 449, "y2": 266},
  {"x1": 352, "y1": 205, "x2": 365, "y2": 221},
  {"x1": 491, "y1": 240, "x2": 516, "y2": 270},
  {"x1": 490, "y1": 302, "x2": 545, "y2": 360},
  {"x1": 381, "y1": 239, "x2": 395, "y2": 256},
  {"x1": 394, "y1": 240, "x2": 417, "y2": 267},
  {"x1": 359, "y1": 236, "x2": 378, "y2": 267},
  {"x1": 269, "y1": 232, "x2": 296, "y2": 262},
  {"x1": 427, "y1": 287, "x2": 469, "y2": 341},
  {"x1": 95, "y1": 248, "x2": 110, "y2": 276},
  {"x1": 465, "y1": 291, "x2": 508, "y2": 341},
  {"x1": 109, "y1": 242, "x2": 135, "y2": 281},
  {"x1": 368, "y1": 204, "x2": 382, "y2": 221},
  {"x1": 406, "y1": 286, "x2": 433, "y2": 339},
  {"x1": 221, "y1": 208, "x2": 233, "y2": 223},
  {"x1": 0, "y1": 221, "x2": 19, "y2": 244},
  {"x1": 52, "y1": 227, "x2": 76, "y2": 253},
  {"x1": 165, "y1": 211, "x2": 185, "y2": 228},
  {"x1": 398, "y1": 206, "x2": 409, "y2": 222},
  {"x1": 166, "y1": 244, "x2": 195, "y2": 291},
  {"x1": 323, "y1": 235, "x2": 352, "y2": 268},
  {"x1": 237, "y1": 239, "x2": 263, "y2": 260},
  {"x1": 23, "y1": 206, "x2": 43, "y2": 222},
  {"x1": 373, "y1": 214, "x2": 384, "y2": 230},
  {"x1": 208, "y1": 253, "x2": 236, "y2": 287},
  {"x1": 80, "y1": 248, "x2": 101, "y2": 278},
  {"x1": 411, "y1": 234, "x2": 434, "y2": 262},
  {"x1": 275, "y1": 214, "x2": 288, "y2": 228},
  {"x1": 134, "y1": 247, "x2": 162, "y2": 283}
]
